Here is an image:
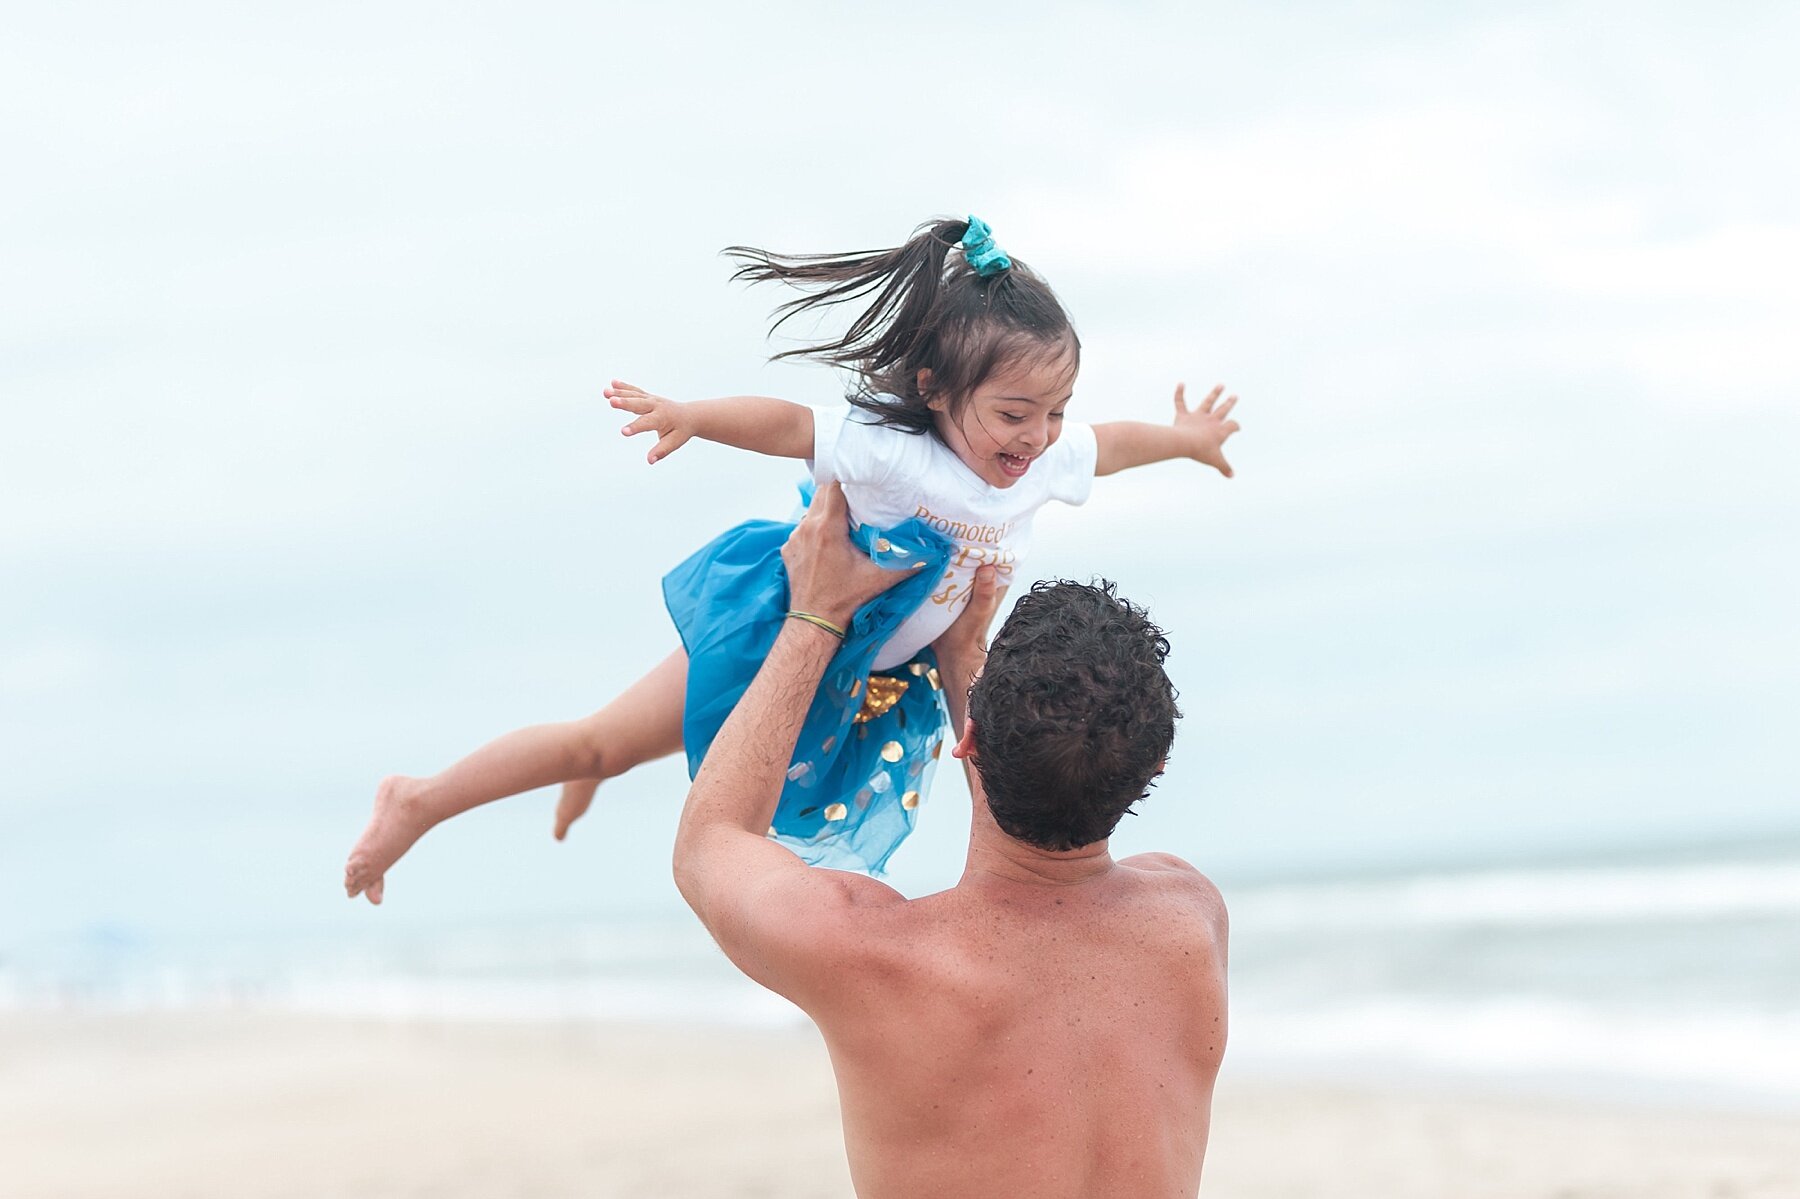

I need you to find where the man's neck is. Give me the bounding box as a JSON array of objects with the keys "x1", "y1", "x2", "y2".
[{"x1": 960, "y1": 798, "x2": 1115, "y2": 888}]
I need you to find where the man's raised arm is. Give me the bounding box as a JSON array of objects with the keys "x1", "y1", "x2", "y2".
[
  {"x1": 671, "y1": 483, "x2": 911, "y2": 1007},
  {"x1": 929, "y1": 566, "x2": 1002, "y2": 800}
]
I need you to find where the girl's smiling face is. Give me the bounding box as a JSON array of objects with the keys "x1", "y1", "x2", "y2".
[{"x1": 927, "y1": 347, "x2": 1077, "y2": 489}]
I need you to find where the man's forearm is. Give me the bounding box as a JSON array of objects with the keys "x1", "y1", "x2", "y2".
[
  {"x1": 687, "y1": 396, "x2": 815, "y2": 459},
  {"x1": 937, "y1": 644, "x2": 983, "y2": 732},
  {"x1": 676, "y1": 620, "x2": 839, "y2": 848}
]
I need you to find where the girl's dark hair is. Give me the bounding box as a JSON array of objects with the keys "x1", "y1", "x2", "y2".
[{"x1": 722, "y1": 217, "x2": 1080, "y2": 434}]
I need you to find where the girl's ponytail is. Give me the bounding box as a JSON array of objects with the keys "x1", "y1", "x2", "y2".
[{"x1": 724, "y1": 217, "x2": 1077, "y2": 435}]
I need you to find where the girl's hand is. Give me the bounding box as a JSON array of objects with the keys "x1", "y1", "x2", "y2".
[
  {"x1": 1172, "y1": 383, "x2": 1241, "y2": 478},
  {"x1": 608, "y1": 380, "x2": 693, "y2": 464}
]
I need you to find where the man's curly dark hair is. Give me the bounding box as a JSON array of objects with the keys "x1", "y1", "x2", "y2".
[{"x1": 966, "y1": 579, "x2": 1180, "y2": 851}]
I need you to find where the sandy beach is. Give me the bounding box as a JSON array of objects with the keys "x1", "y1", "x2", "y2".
[{"x1": 4, "y1": 1011, "x2": 1796, "y2": 1198}]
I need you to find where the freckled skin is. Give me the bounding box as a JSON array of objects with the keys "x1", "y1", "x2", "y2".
[{"x1": 807, "y1": 836, "x2": 1229, "y2": 1199}]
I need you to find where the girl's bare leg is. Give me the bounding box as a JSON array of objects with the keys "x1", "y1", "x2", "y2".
[
  {"x1": 345, "y1": 648, "x2": 688, "y2": 904},
  {"x1": 554, "y1": 778, "x2": 602, "y2": 841}
]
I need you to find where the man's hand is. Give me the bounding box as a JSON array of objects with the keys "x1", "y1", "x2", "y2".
[
  {"x1": 933, "y1": 565, "x2": 1001, "y2": 675},
  {"x1": 608, "y1": 379, "x2": 694, "y2": 464},
  {"x1": 1171, "y1": 383, "x2": 1241, "y2": 479},
  {"x1": 932, "y1": 564, "x2": 1004, "y2": 731},
  {"x1": 780, "y1": 482, "x2": 916, "y2": 629}
]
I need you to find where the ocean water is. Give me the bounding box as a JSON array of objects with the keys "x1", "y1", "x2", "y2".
[
  {"x1": 1223, "y1": 839, "x2": 1800, "y2": 1109},
  {"x1": 5, "y1": 839, "x2": 1796, "y2": 1110}
]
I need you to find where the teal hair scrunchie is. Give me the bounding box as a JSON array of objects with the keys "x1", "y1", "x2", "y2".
[{"x1": 960, "y1": 215, "x2": 1013, "y2": 277}]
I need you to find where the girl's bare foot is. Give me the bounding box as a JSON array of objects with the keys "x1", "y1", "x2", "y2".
[
  {"x1": 554, "y1": 778, "x2": 600, "y2": 841},
  {"x1": 344, "y1": 776, "x2": 434, "y2": 905}
]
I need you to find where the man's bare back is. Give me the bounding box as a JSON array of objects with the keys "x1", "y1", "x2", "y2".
[
  {"x1": 671, "y1": 485, "x2": 1229, "y2": 1197},
  {"x1": 812, "y1": 846, "x2": 1228, "y2": 1198}
]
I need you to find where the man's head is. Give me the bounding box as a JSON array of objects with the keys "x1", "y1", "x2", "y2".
[{"x1": 964, "y1": 579, "x2": 1180, "y2": 851}]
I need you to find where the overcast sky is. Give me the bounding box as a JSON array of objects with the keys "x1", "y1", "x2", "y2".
[{"x1": 3, "y1": 1, "x2": 1796, "y2": 944}]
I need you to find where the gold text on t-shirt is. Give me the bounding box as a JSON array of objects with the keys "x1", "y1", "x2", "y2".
[
  {"x1": 930, "y1": 544, "x2": 1018, "y2": 608},
  {"x1": 912, "y1": 506, "x2": 1015, "y2": 545}
]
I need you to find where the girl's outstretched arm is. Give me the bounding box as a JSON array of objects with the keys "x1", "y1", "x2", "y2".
[
  {"x1": 607, "y1": 380, "x2": 814, "y2": 464},
  {"x1": 1093, "y1": 383, "x2": 1241, "y2": 478}
]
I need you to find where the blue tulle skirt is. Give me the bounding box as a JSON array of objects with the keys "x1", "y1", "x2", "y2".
[{"x1": 663, "y1": 512, "x2": 956, "y2": 874}]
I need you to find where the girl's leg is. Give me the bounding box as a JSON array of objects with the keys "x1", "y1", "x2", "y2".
[
  {"x1": 553, "y1": 778, "x2": 601, "y2": 841},
  {"x1": 345, "y1": 648, "x2": 688, "y2": 904},
  {"x1": 553, "y1": 642, "x2": 693, "y2": 837}
]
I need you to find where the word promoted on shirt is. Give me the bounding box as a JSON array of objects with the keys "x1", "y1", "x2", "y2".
[{"x1": 912, "y1": 506, "x2": 1017, "y2": 546}]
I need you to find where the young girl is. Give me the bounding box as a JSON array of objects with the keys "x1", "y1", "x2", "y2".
[{"x1": 345, "y1": 215, "x2": 1240, "y2": 902}]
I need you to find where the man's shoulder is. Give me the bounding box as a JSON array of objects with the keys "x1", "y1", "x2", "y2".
[
  {"x1": 1118, "y1": 853, "x2": 1228, "y2": 933},
  {"x1": 1119, "y1": 850, "x2": 1213, "y2": 891},
  {"x1": 722, "y1": 866, "x2": 917, "y2": 1010},
  {"x1": 1119, "y1": 850, "x2": 1203, "y2": 876},
  {"x1": 777, "y1": 883, "x2": 967, "y2": 1017}
]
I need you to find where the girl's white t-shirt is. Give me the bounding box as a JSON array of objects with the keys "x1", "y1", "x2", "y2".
[{"x1": 809, "y1": 403, "x2": 1099, "y2": 670}]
